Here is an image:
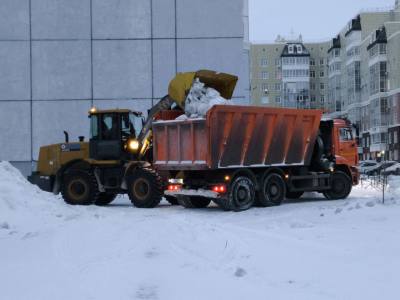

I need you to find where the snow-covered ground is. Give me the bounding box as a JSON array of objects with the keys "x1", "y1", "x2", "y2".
[{"x1": 1, "y1": 161, "x2": 400, "y2": 300}]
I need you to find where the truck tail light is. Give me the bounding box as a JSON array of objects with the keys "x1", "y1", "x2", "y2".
[
  {"x1": 168, "y1": 184, "x2": 182, "y2": 191},
  {"x1": 212, "y1": 184, "x2": 226, "y2": 193}
]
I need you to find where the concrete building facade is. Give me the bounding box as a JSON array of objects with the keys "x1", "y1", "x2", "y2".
[
  {"x1": 0, "y1": 0, "x2": 250, "y2": 176},
  {"x1": 251, "y1": 1, "x2": 400, "y2": 161}
]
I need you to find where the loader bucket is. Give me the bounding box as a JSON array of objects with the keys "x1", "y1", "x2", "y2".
[
  {"x1": 195, "y1": 70, "x2": 238, "y2": 100},
  {"x1": 168, "y1": 70, "x2": 238, "y2": 108}
]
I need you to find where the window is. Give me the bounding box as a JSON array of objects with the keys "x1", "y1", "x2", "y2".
[
  {"x1": 261, "y1": 71, "x2": 268, "y2": 80},
  {"x1": 339, "y1": 128, "x2": 353, "y2": 141},
  {"x1": 275, "y1": 96, "x2": 281, "y2": 103},
  {"x1": 275, "y1": 83, "x2": 281, "y2": 91},
  {"x1": 90, "y1": 115, "x2": 99, "y2": 139},
  {"x1": 297, "y1": 45, "x2": 303, "y2": 54},
  {"x1": 379, "y1": 44, "x2": 387, "y2": 55},
  {"x1": 320, "y1": 71, "x2": 325, "y2": 78},
  {"x1": 310, "y1": 83, "x2": 316, "y2": 90},
  {"x1": 320, "y1": 59, "x2": 325, "y2": 65},
  {"x1": 395, "y1": 133, "x2": 398, "y2": 144},
  {"x1": 261, "y1": 96, "x2": 269, "y2": 104},
  {"x1": 310, "y1": 70, "x2": 315, "y2": 78},
  {"x1": 261, "y1": 58, "x2": 268, "y2": 66},
  {"x1": 311, "y1": 95, "x2": 316, "y2": 102},
  {"x1": 320, "y1": 83, "x2": 325, "y2": 90},
  {"x1": 288, "y1": 45, "x2": 294, "y2": 54},
  {"x1": 101, "y1": 114, "x2": 119, "y2": 140},
  {"x1": 310, "y1": 59, "x2": 315, "y2": 66},
  {"x1": 261, "y1": 83, "x2": 269, "y2": 94},
  {"x1": 275, "y1": 58, "x2": 281, "y2": 66},
  {"x1": 321, "y1": 95, "x2": 325, "y2": 103}
]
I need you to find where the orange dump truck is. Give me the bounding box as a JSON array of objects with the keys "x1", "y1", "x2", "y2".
[{"x1": 153, "y1": 105, "x2": 359, "y2": 211}]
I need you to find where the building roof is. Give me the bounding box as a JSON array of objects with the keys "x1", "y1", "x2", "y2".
[{"x1": 281, "y1": 43, "x2": 310, "y2": 57}]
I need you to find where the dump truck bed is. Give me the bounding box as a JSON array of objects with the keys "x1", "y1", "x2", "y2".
[{"x1": 152, "y1": 105, "x2": 323, "y2": 171}]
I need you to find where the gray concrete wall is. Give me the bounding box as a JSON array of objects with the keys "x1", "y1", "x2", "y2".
[{"x1": 0, "y1": 0, "x2": 249, "y2": 176}]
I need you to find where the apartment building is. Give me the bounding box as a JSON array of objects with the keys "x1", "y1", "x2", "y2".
[
  {"x1": 251, "y1": 0, "x2": 400, "y2": 161},
  {"x1": 251, "y1": 38, "x2": 329, "y2": 110}
]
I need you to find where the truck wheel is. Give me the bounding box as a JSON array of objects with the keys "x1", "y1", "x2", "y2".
[
  {"x1": 61, "y1": 170, "x2": 99, "y2": 205},
  {"x1": 226, "y1": 176, "x2": 255, "y2": 211},
  {"x1": 258, "y1": 173, "x2": 286, "y2": 207},
  {"x1": 323, "y1": 171, "x2": 352, "y2": 200},
  {"x1": 178, "y1": 196, "x2": 211, "y2": 208},
  {"x1": 165, "y1": 195, "x2": 178, "y2": 205},
  {"x1": 286, "y1": 191, "x2": 304, "y2": 199},
  {"x1": 127, "y1": 168, "x2": 162, "y2": 208},
  {"x1": 95, "y1": 193, "x2": 117, "y2": 206}
]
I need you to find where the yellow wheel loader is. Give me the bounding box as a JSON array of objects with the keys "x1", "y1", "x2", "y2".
[{"x1": 28, "y1": 70, "x2": 238, "y2": 207}]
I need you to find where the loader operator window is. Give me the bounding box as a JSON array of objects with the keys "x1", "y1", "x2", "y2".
[
  {"x1": 101, "y1": 114, "x2": 119, "y2": 140},
  {"x1": 339, "y1": 128, "x2": 353, "y2": 141},
  {"x1": 121, "y1": 113, "x2": 142, "y2": 139},
  {"x1": 90, "y1": 115, "x2": 99, "y2": 139}
]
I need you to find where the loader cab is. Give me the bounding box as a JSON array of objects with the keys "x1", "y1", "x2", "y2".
[{"x1": 88, "y1": 108, "x2": 143, "y2": 160}]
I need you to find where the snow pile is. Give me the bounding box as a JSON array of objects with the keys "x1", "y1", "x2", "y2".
[
  {"x1": 0, "y1": 161, "x2": 64, "y2": 220},
  {"x1": 184, "y1": 78, "x2": 231, "y2": 117},
  {"x1": 388, "y1": 176, "x2": 400, "y2": 197},
  {"x1": 2, "y1": 163, "x2": 400, "y2": 299}
]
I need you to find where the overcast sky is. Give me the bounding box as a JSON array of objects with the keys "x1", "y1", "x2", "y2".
[{"x1": 249, "y1": 0, "x2": 395, "y2": 42}]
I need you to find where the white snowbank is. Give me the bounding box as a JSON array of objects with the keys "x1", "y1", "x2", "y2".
[
  {"x1": 1, "y1": 162, "x2": 400, "y2": 300},
  {"x1": 184, "y1": 78, "x2": 231, "y2": 117},
  {"x1": 0, "y1": 161, "x2": 58, "y2": 211}
]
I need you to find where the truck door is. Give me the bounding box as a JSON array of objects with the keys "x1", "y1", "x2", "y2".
[{"x1": 335, "y1": 126, "x2": 358, "y2": 166}]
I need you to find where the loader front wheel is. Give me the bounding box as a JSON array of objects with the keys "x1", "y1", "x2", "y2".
[
  {"x1": 62, "y1": 170, "x2": 99, "y2": 205},
  {"x1": 127, "y1": 168, "x2": 162, "y2": 208}
]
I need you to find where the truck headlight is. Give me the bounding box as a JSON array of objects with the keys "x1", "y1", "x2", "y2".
[{"x1": 128, "y1": 139, "x2": 139, "y2": 151}]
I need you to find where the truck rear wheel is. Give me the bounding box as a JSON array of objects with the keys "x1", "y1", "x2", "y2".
[
  {"x1": 127, "y1": 168, "x2": 162, "y2": 208},
  {"x1": 95, "y1": 193, "x2": 117, "y2": 206},
  {"x1": 178, "y1": 196, "x2": 211, "y2": 208},
  {"x1": 323, "y1": 171, "x2": 352, "y2": 200},
  {"x1": 226, "y1": 176, "x2": 255, "y2": 211},
  {"x1": 62, "y1": 170, "x2": 99, "y2": 205},
  {"x1": 258, "y1": 173, "x2": 286, "y2": 207}
]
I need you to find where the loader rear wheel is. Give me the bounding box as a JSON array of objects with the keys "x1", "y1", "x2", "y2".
[
  {"x1": 62, "y1": 170, "x2": 99, "y2": 205},
  {"x1": 127, "y1": 168, "x2": 162, "y2": 208},
  {"x1": 165, "y1": 195, "x2": 179, "y2": 205},
  {"x1": 323, "y1": 171, "x2": 352, "y2": 200},
  {"x1": 225, "y1": 176, "x2": 255, "y2": 211},
  {"x1": 95, "y1": 193, "x2": 117, "y2": 206},
  {"x1": 178, "y1": 196, "x2": 211, "y2": 208},
  {"x1": 286, "y1": 191, "x2": 304, "y2": 199},
  {"x1": 258, "y1": 173, "x2": 286, "y2": 207}
]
